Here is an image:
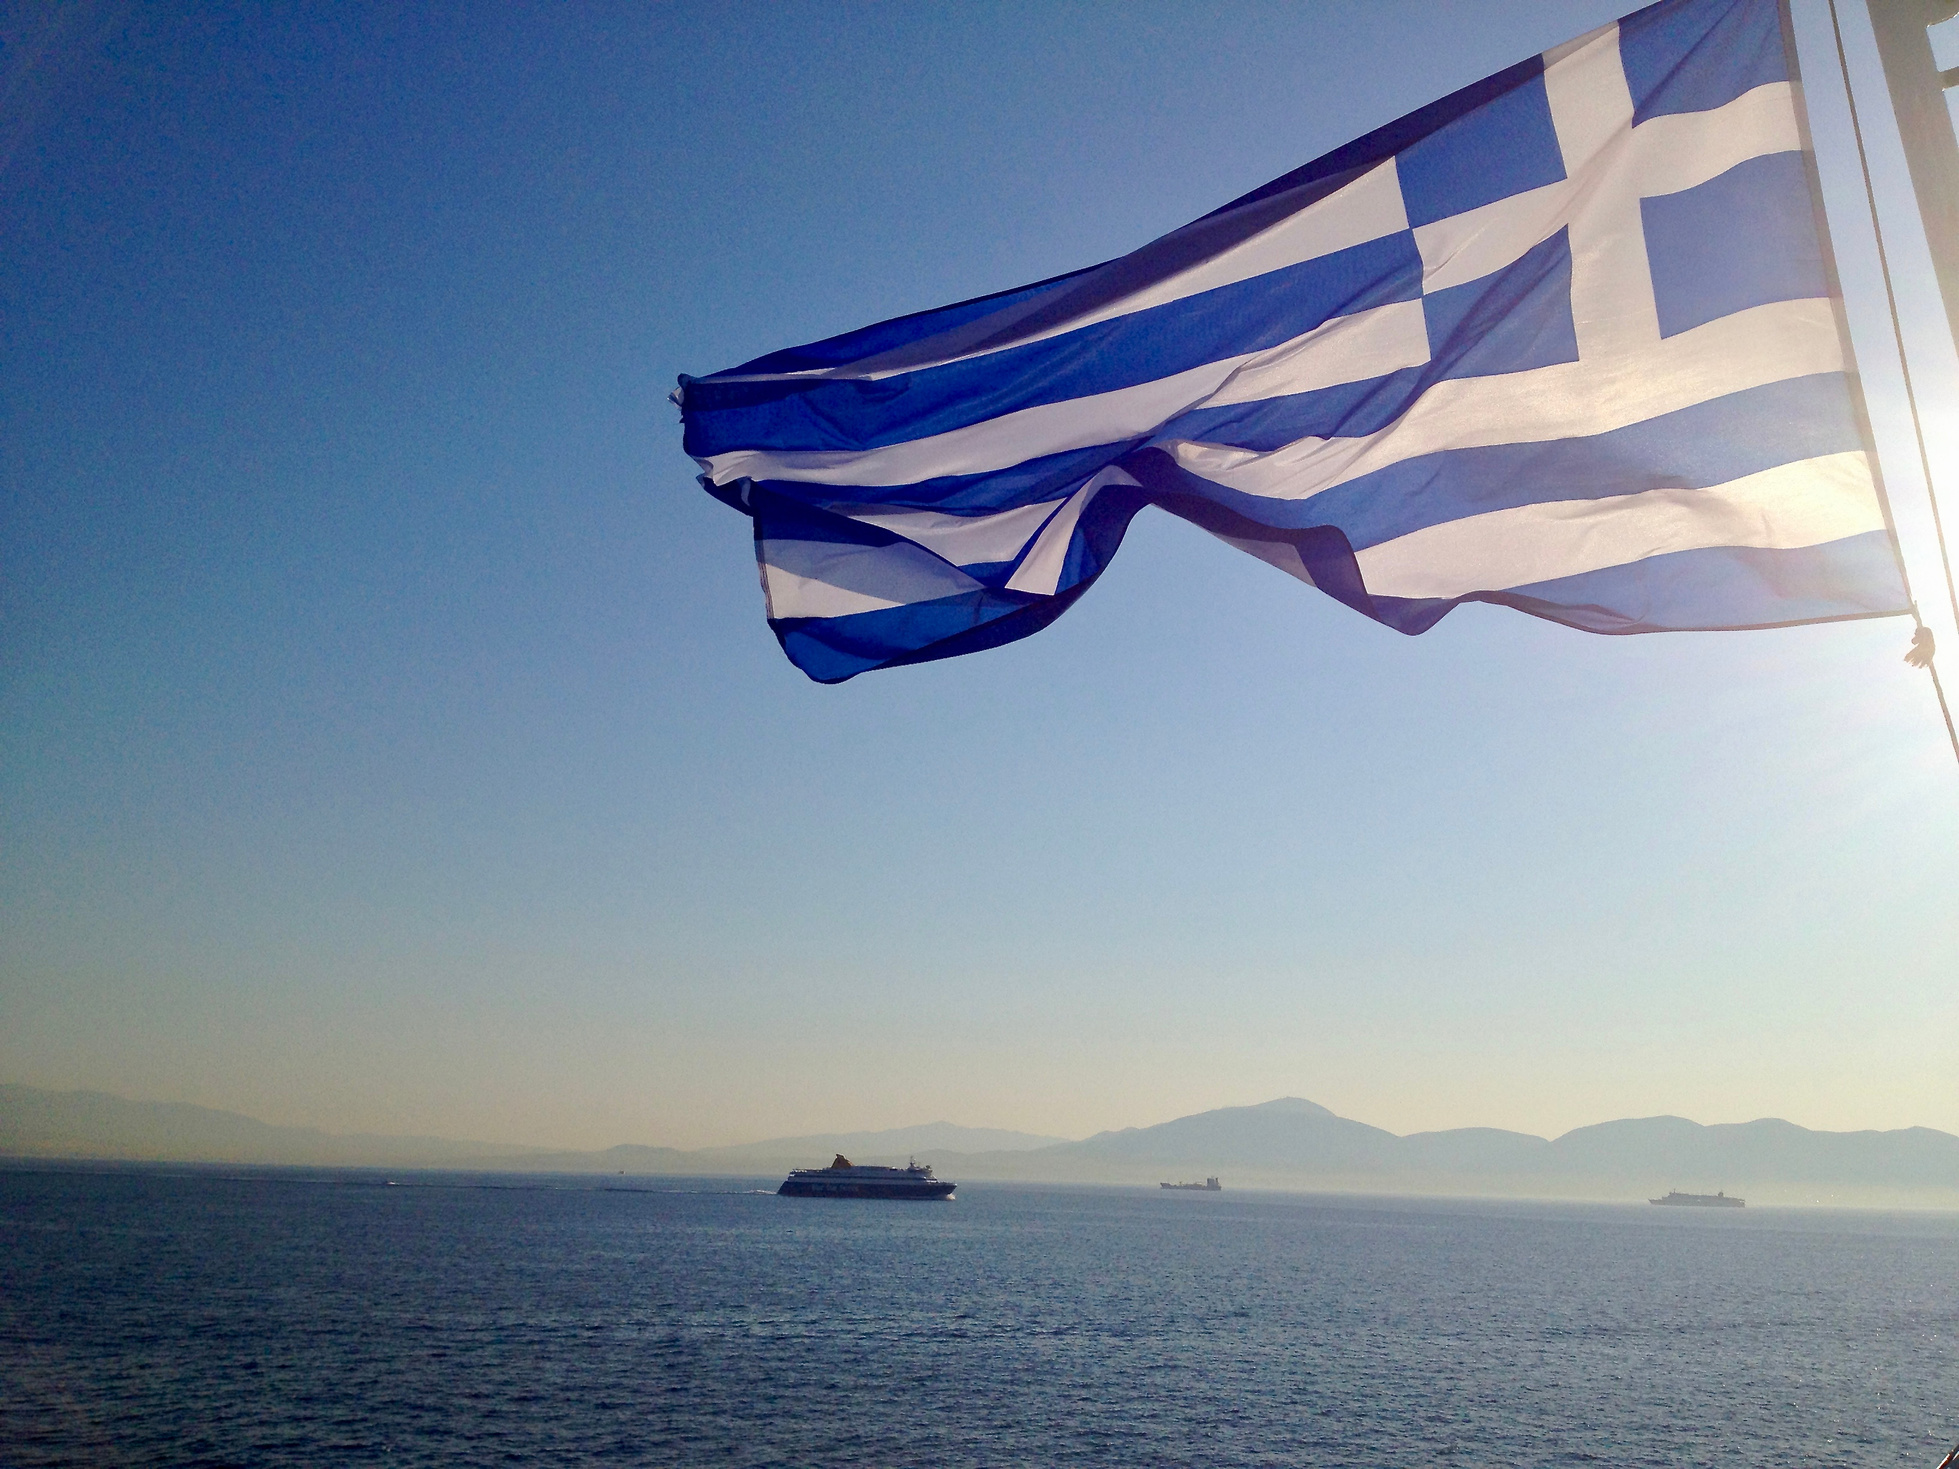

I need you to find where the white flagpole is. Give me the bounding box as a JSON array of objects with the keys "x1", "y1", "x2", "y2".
[{"x1": 1826, "y1": 0, "x2": 1959, "y2": 767}]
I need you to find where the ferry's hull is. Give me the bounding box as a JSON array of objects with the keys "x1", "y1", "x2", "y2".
[{"x1": 777, "y1": 1178, "x2": 955, "y2": 1200}]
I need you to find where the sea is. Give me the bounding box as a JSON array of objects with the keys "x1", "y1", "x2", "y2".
[{"x1": 2, "y1": 1165, "x2": 1955, "y2": 1467}]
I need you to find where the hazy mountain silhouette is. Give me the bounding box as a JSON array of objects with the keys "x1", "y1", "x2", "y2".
[
  {"x1": 1542, "y1": 1114, "x2": 1959, "y2": 1189},
  {"x1": 949, "y1": 1097, "x2": 1959, "y2": 1204},
  {"x1": 6, "y1": 1085, "x2": 1957, "y2": 1205},
  {"x1": 1056, "y1": 1097, "x2": 1403, "y2": 1171},
  {"x1": 517, "y1": 1123, "x2": 1067, "y2": 1175},
  {"x1": 691, "y1": 1122, "x2": 1068, "y2": 1162},
  {"x1": 0, "y1": 1087, "x2": 1054, "y2": 1173},
  {"x1": 0, "y1": 1085, "x2": 571, "y2": 1169}
]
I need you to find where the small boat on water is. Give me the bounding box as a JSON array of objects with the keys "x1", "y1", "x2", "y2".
[
  {"x1": 1649, "y1": 1189, "x2": 1744, "y2": 1207},
  {"x1": 777, "y1": 1154, "x2": 955, "y2": 1200},
  {"x1": 1161, "y1": 1177, "x2": 1221, "y2": 1191}
]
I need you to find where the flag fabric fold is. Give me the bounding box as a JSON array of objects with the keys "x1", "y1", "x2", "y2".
[{"x1": 679, "y1": 0, "x2": 1909, "y2": 683}]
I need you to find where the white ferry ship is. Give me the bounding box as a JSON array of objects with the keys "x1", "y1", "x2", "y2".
[{"x1": 777, "y1": 1155, "x2": 955, "y2": 1200}]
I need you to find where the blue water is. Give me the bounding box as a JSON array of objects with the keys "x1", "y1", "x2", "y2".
[{"x1": 2, "y1": 1166, "x2": 1955, "y2": 1466}]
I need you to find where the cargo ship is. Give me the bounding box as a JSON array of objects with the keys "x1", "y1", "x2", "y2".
[
  {"x1": 777, "y1": 1155, "x2": 955, "y2": 1200},
  {"x1": 1161, "y1": 1177, "x2": 1221, "y2": 1191},
  {"x1": 1649, "y1": 1189, "x2": 1744, "y2": 1207}
]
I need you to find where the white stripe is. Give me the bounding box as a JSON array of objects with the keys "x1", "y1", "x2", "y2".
[
  {"x1": 1351, "y1": 451, "x2": 1882, "y2": 599},
  {"x1": 761, "y1": 467, "x2": 1136, "y2": 617},
  {"x1": 1634, "y1": 82, "x2": 1803, "y2": 197},
  {"x1": 759, "y1": 564, "x2": 907, "y2": 619},
  {"x1": 845, "y1": 496, "x2": 1067, "y2": 566},
  {"x1": 1413, "y1": 178, "x2": 1573, "y2": 296},
  {"x1": 1005, "y1": 465, "x2": 1138, "y2": 594},
  {"x1": 759, "y1": 536, "x2": 981, "y2": 620},
  {"x1": 705, "y1": 299, "x2": 1430, "y2": 489},
  {"x1": 1206, "y1": 297, "x2": 1430, "y2": 407},
  {"x1": 1166, "y1": 295, "x2": 1843, "y2": 500}
]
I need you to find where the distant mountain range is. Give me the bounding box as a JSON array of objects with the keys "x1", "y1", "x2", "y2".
[
  {"x1": 5, "y1": 1086, "x2": 1957, "y2": 1207},
  {"x1": 0, "y1": 1086, "x2": 1063, "y2": 1174},
  {"x1": 1004, "y1": 1097, "x2": 1959, "y2": 1205}
]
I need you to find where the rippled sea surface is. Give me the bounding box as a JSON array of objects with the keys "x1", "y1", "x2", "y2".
[{"x1": 3, "y1": 1165, "x2": 1956, "y2": 1467}]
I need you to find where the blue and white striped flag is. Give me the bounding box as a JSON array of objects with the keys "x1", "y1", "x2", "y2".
[{"x1": 678, "y1": 0, "x2": 1909, "y2": 683}]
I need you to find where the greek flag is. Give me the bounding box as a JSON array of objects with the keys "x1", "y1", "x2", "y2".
[{"x1": 678, "y1": 0, "x2": 1909, "y2": 683}]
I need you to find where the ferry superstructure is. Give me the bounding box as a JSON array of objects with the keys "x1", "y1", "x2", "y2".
[{"x1": 777, "y1": 1155, "x2": 955, "y2": 1200}]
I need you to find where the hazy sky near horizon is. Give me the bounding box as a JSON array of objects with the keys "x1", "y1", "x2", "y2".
[{"x1": 5, "y1": 0, "x2": 1958, "y2": 1153}]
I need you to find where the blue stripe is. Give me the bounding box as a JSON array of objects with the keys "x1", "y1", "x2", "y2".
[
  {"x1": 768, "y1": 492, "x2": 1907, "y2": 678},
  {"x1": 776, "y1": 587, "x2": 1038, "y2": 683},
  {"x1": 704, "y1": 229, "x2": 1569, "y2": 491},
  {"x1": 1643, "y1": 151, "x2": 1826, "y2": 339},
  {"x1": 752, "y1": 488, "x2": 906, "y2": 547},
  {"x1": 1619, "y1": 0, "x2": 1789, "y2": 128},
  {"x1": 748, "y1": 366, "x2": 1858, "y2": 543},
  {"x1": 771, "y1": 485, "x2": 1145, "y2": 681},
  {"x1": 1164, "y1": 367, "x2": 1425, "y2": 453},
  {"x1": 1163, "y1": 229, "x2": 1580, "y2": 449},
  {"x1": 1126, "y1": 453, "x2": 1903, "y2": 636},
  {"x1": 1289, "y1": 373, "x2": 1864, "y2": 551},
  {"x1": 1138, "y1": 373, "x2": 1861, "y2": 544},
  {"x1": 681, "y1": 231, "x2": 1422, "y2": 457}
]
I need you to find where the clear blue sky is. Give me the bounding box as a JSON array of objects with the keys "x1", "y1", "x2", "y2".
[{"x1": 4, "y1": 0, "x2": 1956, "y2": 1151}]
